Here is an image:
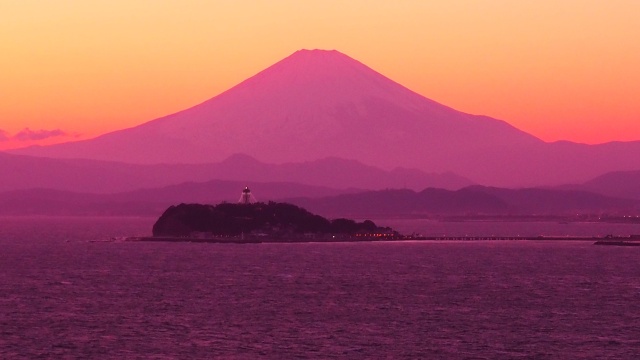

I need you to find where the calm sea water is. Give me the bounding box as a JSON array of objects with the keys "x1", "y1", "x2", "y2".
[{"x1": 1, "y1": 217, "x2": 640, "y2": 359}]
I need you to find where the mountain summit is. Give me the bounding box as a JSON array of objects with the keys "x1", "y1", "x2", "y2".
[{"x1": 11, "y1": 49, "x2": 640, "y2": 186}]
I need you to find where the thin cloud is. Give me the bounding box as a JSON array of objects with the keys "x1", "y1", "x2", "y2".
[
  {"x1": 13, "y1": 128, "x2": 68, "y2": 141},
  {"x1": 0, "y1": 129, "x2": 9, "y2": 141}
]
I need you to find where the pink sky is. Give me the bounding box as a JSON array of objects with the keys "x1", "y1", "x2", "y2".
[{"x1": 1, "y1": 1, "x2": 639, "y2": 150}]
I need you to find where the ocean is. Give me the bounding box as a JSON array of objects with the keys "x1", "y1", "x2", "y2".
[{"x1": 2, "y1": 216, "x2": 640, "y2": 359}]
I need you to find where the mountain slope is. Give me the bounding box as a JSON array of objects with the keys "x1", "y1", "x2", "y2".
[{"x1": 11, "y1": 49, "x2": 640, "y2": 186}]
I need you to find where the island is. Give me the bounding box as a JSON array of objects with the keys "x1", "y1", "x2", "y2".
[
  {"x1": 146, "y1": 202, "x2": 401, "y2": 243},
  {"x1": 124, "y1": 199, "x2": 640, "y2": 244}
]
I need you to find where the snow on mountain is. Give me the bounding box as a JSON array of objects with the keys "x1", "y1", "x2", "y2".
[{"x1": 11, "y1": 49, "x2": 640, "y2": 187}]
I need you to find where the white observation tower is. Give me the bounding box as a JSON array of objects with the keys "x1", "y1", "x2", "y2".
[{"x1": 239, "y1": 186, "x2": 255, "y2": 204}]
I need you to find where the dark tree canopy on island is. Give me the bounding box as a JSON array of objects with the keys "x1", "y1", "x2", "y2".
[{"x1": 152, "y1": 202, "x2": 393, "y2": 237}]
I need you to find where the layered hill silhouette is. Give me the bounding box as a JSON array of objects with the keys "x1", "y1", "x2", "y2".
[
  {"x1": 0, "y1": 152, "x2": 470, "y2": 193},
  {"x1": 580, "y1": 171, "x2": 640, "y2": 200},
  {"x1": 0, "y1": 180, "x2": 352, "y2": 216},
  {"x1": 558, "y1": 170, "x2": 640, "y2": 200},
  {"x1": 1, "y1": 181, "x2": 636, "y2": 217},
  {"x1": 10, "y1": 49, "x2": 640, "y2": 186},
  {"x1": 288, "y1": 186, "x2": 639, "y2": 218}
]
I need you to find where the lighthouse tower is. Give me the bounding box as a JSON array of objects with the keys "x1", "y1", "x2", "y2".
[{"x1": 238, "y1": 186, "x2": 255, "y2": 204}]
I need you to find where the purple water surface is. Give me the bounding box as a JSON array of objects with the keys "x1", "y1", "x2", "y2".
[{"x1": 1, "y1": 217, "x2": 639, "y2": 358}]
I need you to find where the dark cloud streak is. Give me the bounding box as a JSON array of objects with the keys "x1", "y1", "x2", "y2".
[{"x1": 12, "y1": 128, "x2": 68, "y2": 141}]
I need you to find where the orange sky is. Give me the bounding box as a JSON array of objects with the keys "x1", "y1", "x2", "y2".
[{"x1": 1, "y1": 1, "x2": 639, "y2": 150}]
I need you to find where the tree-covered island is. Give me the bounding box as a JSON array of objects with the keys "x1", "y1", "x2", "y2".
[{"x1": 152, "y1": 202, "x2": 398, "y2": 240}]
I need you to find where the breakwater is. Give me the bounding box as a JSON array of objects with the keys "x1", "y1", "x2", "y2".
[{"x1": 123, "y1": 235, "x2": 640, "y2": 244}]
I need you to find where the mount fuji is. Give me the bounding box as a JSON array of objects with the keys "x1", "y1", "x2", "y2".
[{"x1": 11, "y1": 49, "x2": 640, "y2": 187}]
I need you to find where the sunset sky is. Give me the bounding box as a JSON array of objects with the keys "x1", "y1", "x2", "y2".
[{"x1": 1, "y1": 0, "x2": 639, "y2": 150}]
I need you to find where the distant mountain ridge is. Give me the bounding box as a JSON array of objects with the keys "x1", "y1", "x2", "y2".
[
  {"x1": 581, "y1": 170, "x2": 640, "y2": 199},
  {"x1": 214, "y1": 154, "x2": 472, "y2": 190},
  {"x1": 288, "y1": 186, "x2": 640, "y2": 218},
  {"x1": 557, "y1": 170, "x2": 640, "y2": 200},
  {"x1": 1, "y1": 180, "x2": 637, "y2": 217},
  {"x1": 9, "y1": 49, "x2": 640, "y2": 186},
  {"x1": 0, "y1": 180, "x2": 354, "y2": 216},
  {"x1": 0, "y1": 152, "x2": 471, "y2": 193}
]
